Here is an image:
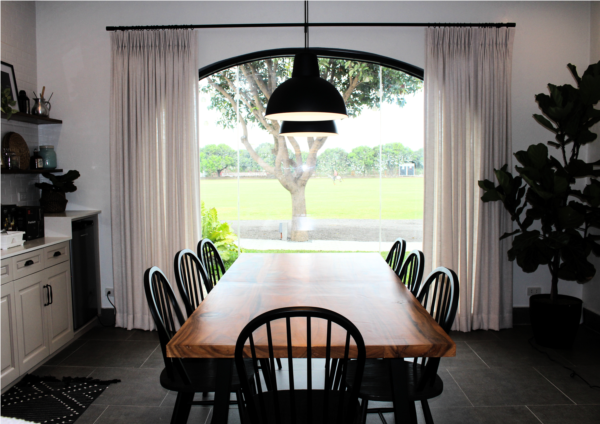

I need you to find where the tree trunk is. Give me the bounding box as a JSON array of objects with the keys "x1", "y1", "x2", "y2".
[{"x1": 290, "y1": 185, "x2": 308, "y2": 242}]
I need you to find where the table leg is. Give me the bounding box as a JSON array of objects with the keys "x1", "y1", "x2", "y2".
[
  {"x1": 389, "y1": 358, "x2": 415, "y2": 424},
  {"x1": 211, "y1": 358, "x2": 233, "y2": 424}
]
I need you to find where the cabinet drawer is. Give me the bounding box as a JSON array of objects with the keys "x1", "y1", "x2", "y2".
[
  {"x1": 44, "y1": 242, "x2": 69, "y2": 268},
  {"x1": 1, "y1": 258, "x2": 14, "y2": 285},
  {"x1": 13, "y1": 250, "x2": 45, "y2": 280}
]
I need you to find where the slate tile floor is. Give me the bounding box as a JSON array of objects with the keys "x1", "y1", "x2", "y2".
[{"x1": 29, "y1": 325, "x2": 600, "y2": 424}]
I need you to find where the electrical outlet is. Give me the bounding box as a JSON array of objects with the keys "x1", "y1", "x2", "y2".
[
  {"x1": 105, "y1": 288, "x2": 114, "y2": 297},
  {"x1": 17, "y1": 192, "x2": 28, "y2": 202},
  {"x1": 527, "y1": 287, "x2": 542, "y2": 296}
]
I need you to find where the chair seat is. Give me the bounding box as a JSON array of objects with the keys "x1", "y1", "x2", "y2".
[
  {"x1": 346, "y1": 359, "x2": 443, "y2": 401},
  {"x1": 160, "y1": 359, "x2": 255, "y2": 393},
  {"x1": 242, "y1": 390, "x2": 363, "y2": 424}
]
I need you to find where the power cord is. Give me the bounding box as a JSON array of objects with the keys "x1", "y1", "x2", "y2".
[
  {"x1": 528, "y1": 337, "x2": 600, "y2": 390},
  {"x1": 97, "y1": 290, "x2": 117, "y2": 327}
]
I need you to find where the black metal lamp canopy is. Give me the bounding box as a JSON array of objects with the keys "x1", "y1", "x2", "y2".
[
  {"x1": 279, "y1": 120, "x2": 338, "y2": 137},
  {"x1": 265, "y1": 52, "x2": 348, "y2": 122}
]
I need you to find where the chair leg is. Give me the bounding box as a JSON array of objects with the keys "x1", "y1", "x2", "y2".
[
  {"x1": 422, "y1": 399, "x2": 434, "y2": 424},
  {"x1": 171, "y1": 392, "x2": 194, "y2": 424},
  {"x1": 276, "y1": 358, "x2": 282, "y2": 370},
  {"x1": 360, "y1": 399, "x2": 368, "y2": 424},
  {"x1": 236, "y1": 389, "x2": 247, "y2": 424},
  {"x1": 409, "y1": 400, "x2": 418, "y2": 424}
]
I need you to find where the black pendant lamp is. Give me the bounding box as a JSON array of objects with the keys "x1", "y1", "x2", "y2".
[
  {"x1": 265, "y1": 1, "x2": 347, "y2": 122},
  {"x1": 279, "y1": 120, "x2": 338, "y2": 137},
  {"x1": 266, "y1": 52, "x2": 347, "y2": 122}
]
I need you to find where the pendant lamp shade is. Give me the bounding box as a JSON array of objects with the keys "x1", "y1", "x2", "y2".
[
  {"x1": 265, "y1": 52, "x2": 348, "y2": 121},
  {"x1": 279, "y1": 120, "x2": 338, "y2": 137}
]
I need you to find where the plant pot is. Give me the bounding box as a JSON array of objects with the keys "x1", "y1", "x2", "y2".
[
  {"x1": 529, "y1": 294, "x2": 582, "y2": 349},
  {"x1": 39, "y1": 190, "x2": 68, "y2": 213}
]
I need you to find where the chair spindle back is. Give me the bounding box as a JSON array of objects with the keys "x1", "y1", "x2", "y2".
[
  {"x1": 198, "y1": 239, "x2": 226, "y2": 287},
  {"x1": 174, "y1": 249, "x2": 213, "y2": 317},
  {"x1": 385, "y1": 237, "x2": 407, "y2": 274},
  {"x1": 397, "y1": 250, "x2": 425, "y2": 295}
]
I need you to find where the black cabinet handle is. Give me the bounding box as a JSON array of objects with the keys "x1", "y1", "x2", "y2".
[
  {"x1": 43, "y1": 285, "x2": 49, "y2": 306},
  {"x1": 53, "y1": 251, "x2": 61, "y2": 257},
  {"x1": 49, "y1": 285, "x2": 53, "y2": 305},
  {"x1": 24, "y1": 260, "x2": 34, "y2": 267}
]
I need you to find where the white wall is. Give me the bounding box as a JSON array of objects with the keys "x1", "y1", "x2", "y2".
[
  {"x1": 33, "y1": 1, "x2": 593, "y2": 309},
  {"x1": 583, "y1": 1, "x2": 600, "y2": 315}
]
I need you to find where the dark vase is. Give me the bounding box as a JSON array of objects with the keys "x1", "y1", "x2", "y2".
[
  {"x1": 529, "y1": 294, "x2": 582, "y2": 349},
  {"x1": 39, "y1": 190, "x2": 68, "y2": 213}
]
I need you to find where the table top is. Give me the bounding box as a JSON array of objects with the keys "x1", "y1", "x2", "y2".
[{"x1": 167, "y1": 253, "x2": 455, "y2": 359}]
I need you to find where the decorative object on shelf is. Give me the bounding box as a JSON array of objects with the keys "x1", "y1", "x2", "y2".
[
  {"x1": 478, "y1": 60, "x2": 600, "y2": 349},
  {"x1": 1, "y1": 88, "x2": 18, "y2": 120},
  {"x1": 17, "y1": 90, "x2": 30, "y2": 114},
  {"x1": 31, "y1": 97, "x2": 49, "y2": 117},
  {"x1": 1, "y1": 132, "x2": 30, "y2": 170},
  {"x1": 0, "y1": 147, "x2": 7, "y2": 169},
  {"x1": 1, "y1": 61, "x2": 19, "y2": 114},
  {"x1": 7, "y1": 152, "x2": 20, "y2": 170},
  {"x1": 30, "y1": 149, "x2": 43, "y2": 169},
  {"x1": 39, "y1": 145, "x2": 57, "y2": 169},
  {"x1": 35, "y1": 170, "x2": 80, "y2": 213}
]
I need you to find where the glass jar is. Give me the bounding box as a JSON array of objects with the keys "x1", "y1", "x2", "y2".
[
  {"x1": 39, "y1": 145, "x2": 57, "y2": 169},
  {"x1": 8, "y1": 152, "x2": 20, "y2": 170},
  {"x1": 30, "y1": 149, "x2": 44, "y2": 169}
]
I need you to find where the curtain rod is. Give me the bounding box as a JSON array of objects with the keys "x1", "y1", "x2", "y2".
[{"x1": 105, "y1": 22, "x2": 516, "y2": 31}]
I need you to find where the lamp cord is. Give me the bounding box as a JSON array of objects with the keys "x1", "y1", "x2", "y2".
[
  {"x1": 528, "y1": 337, "x2": 600, "y2": 390},
  {"x1": 97, "y1": 291, "x2": 117, "y2": 328}
]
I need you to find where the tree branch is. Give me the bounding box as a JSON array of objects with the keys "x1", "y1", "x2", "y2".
[
  {"x1": 286, "y1": 136, "x2": 304, "y2": 177},
  {"x1": 299, "y1": 137, "x2": 327, "y2": 184}
]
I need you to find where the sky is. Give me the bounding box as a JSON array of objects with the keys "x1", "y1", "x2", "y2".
[{"x1": 198, "y1": 83, "x2": 424, "y2": 155}]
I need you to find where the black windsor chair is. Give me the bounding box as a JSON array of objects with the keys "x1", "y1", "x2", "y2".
[
  {"x1": 197, "y1": 239, "x2": 226, "y2": 288},
  {"x1": 235, "y1": 306, "x2": 367, "y2": 424},
  {"x1": 174, "y1": 248, "x2": 213, "y2": 318},
  {"x1": 144, "y1": 266, "x2": 254, "y2": 424},
  {"x1": 346, "y1": 267, "x2": 460, "y2": 424},
  {"x1": 396, "y1": 250, "x2": 425, "y2": 296},
  {"x1": 385, "y1": 238, "x2": 407, "y2": 274}
]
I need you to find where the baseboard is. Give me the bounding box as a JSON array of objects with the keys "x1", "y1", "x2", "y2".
[
  {"x1": 583, "y1": 308, "x2": 600, "y2": 333},
  {"x1": 513, "y1": 307, "x2": 530, "y2": 325}
]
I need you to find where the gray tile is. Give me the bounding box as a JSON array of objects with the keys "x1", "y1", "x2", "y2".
[
  {"x1": 33, "y1": 365, "x2": 96, "y2": 379},
  {"x1": 495, "y1": 326, "x2": 535, "y2": 341},
  {"x1": 92, "y1": 405, "x2": 175, "y2": 424},
  {"x1": 80, "y1": 326, "x2": 134, "y2": 341},
  {"x1": 73, "y1": 404, "x2": 109, "y2": 424},
  {"x1": 427, "y1": 369, "x2": 472, "y2": 409},
  {"x1": 426, "y1": 406, "x2": 541, "y2": 424},
  {"x1": 528, "y1": 405, "x2": 600, "y2": 424},
  {"x1": 44, "y1": 339, "x2": 88, "y2": 365},
  {"x1": 448, "y1": 367, "x2": 573, "y2": 406},
  {"x1": 64, "y1": 340, "x2": 159, "y2": 368},
  {"x1": 90, "y1": 367, "x2": 168, "y2": 406},
  {"x1": 140, "y1": 345, "x2": 165, "y2": 369},
  {"x1": 128, "y1": 329, "x2": 160, "y2": 342},
  {"x1": 441, "y1": 342, "x2": 489, "y2": 370},
  {"x1": 449, "y1": 330, "x2": 500, "y2": 341},
  {"x1": 466, "y1": 340, "x2": 550, "y2": 368},
  {"x1": 535, "y1": 365, "x2": 600, "y2": 404}
]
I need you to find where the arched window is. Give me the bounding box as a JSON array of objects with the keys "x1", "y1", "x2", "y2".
[{"x1": 198, "y1": 48, "x2": 424, "y2": 265}]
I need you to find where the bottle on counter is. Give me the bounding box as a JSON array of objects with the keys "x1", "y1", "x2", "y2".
[{"x1": 30, "y1": 149, "x2": 44, "y2": 169}]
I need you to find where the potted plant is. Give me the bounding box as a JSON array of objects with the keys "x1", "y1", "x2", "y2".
[
  {"x1": 1, "y1": 88, "x2": 18, "y2": 120},
  {"x1": 35, "y1": 170, "x2": 80, "y2": 213},
  {"x1": 478, "y1": 61, "x2": 600, "y2": 348}
]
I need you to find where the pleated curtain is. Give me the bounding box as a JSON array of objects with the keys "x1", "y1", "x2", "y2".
[
  {"x1": 110, "y1": 30, "x2": 201, "y2": 330},
  {"x1": 423, "y1": 27, "x2": 515, "y2": 331}
]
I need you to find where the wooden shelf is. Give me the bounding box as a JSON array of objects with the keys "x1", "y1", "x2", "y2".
[
  {"x1": 1, "y1": 168, "x2": 63, "y2": 175},
  {"x1": 1, "y1": 112, "x2": 62, "y2": 125}
]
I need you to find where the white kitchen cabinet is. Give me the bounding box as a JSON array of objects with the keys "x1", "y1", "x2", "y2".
[
  {"x1": 1, "y1": 241, "x2": 74, "y2": 389},
  {"x1": 45, "y1": 261, "x2": 73, "y2": 354},
  {"x1": 14, "y1": 270, "x2": 50, "y2": 375},
  {"x1": 1, "y1": 281, "x2": 20, "y2": 386}
]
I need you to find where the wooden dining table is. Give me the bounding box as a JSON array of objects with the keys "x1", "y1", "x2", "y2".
[{"x1": 167, "y1": 252, "x2": 455, "y2": 424}]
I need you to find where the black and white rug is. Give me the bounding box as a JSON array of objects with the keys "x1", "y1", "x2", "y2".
[{"x1": 1, "y1": 375, "x2": 120, "y2": 424}]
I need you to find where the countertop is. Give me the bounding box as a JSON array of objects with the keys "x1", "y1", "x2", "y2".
[
  {"x1": 1, "y1": 236, "x2": 71, "y2": 259},
  {"x1": 44, "y1": 210, "x2": 101, "y2": 220}
]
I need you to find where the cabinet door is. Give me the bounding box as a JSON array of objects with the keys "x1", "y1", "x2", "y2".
[
  {"x1": 45, "y1": 261, "x2": 73, "y2": 354},
  {"x1": 1, "y1": 281, "x2": 20, "y2": 388},
  {"x1": 14, "y1": 271, "x2": 50, "y2": 374}
]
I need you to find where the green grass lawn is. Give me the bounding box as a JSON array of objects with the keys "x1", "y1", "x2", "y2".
[{"x1": 200, "y1": 177, "x2": 423, "y2": 221}]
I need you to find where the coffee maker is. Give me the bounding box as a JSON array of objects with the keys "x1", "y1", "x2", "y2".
[{"x1": 15, "y1": 206, "x2": 45, "y2": 241}]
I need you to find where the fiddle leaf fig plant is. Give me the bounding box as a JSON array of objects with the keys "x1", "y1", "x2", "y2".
[
  {"x1": 1, "y1": 88, "x2": 18, "y2": 120},
  {"x1": 478, "y1": 61, "x2": 600, "y2": 302}
]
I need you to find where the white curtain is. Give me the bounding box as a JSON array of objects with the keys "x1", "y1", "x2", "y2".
[
  {"x1": 423, "y1": 27, "x2": 515, "y2": 331},
  {"x1": 110, "y1": 30, "x2": 201, "y2": 330}
]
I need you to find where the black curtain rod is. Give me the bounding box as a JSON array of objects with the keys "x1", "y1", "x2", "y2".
[{"x1": 105, "y1": 22, "x2": 516, "y2": 31}]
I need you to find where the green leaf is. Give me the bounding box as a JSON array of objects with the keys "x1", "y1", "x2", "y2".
[
  {"x1": 533, "y1": 114, "x2": 556, "y2": 133},
  {"x1": 500, "y1": 229, "x2": 521, "y2": 240},
  {"x1": 557, "y1": 206, "x2": 585, "y2": 229}
]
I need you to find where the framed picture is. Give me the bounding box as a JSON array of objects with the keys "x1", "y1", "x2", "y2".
[{"x1": 1, "y1": 61, "x2": 20, "y2": 112}]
